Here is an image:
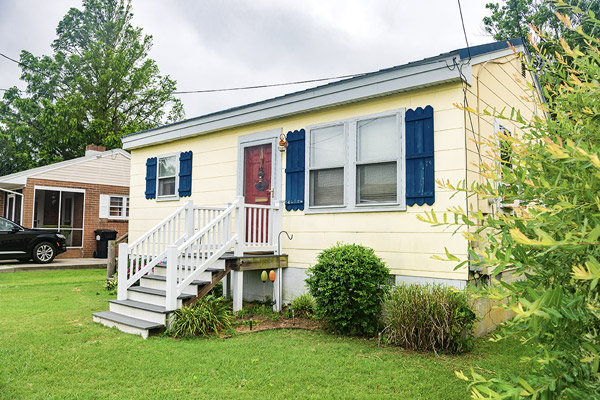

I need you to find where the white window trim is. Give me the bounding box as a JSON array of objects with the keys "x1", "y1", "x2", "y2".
[
  {"x1": 103, "y1": 194, "x2": 129, "y2": 220},
  {"x1": 305, "y1": 108, "x2": 406, "y2": 214},
  {"x1": 494, "y1": 119, "x2": 513, "y2": 181},
  {"x1": 156, "y1": 152, "x2": 180, "y2": 201}
]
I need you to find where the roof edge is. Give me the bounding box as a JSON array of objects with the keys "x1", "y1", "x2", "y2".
[
  {"x1": 0, "y1": 148, "x2": 131, "y2": 186},
  {"x1": 122, "y1": 38, "x2": 527, "y2": 151}
]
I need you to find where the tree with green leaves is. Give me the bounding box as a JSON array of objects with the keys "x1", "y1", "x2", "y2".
[
  {"x1": 0, "y1": 0, "x2": 184, "y2": 175},
  {"x1": 422, "y1": 8, "x2": 600, "y2": 398},
  {"x1": 484, "y1": 0, "x2": 600, "y2": 46}
]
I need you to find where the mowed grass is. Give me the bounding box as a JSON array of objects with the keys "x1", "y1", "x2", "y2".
[{"x1": 0, "y1": 270, "x2": 527, "y2": 399}]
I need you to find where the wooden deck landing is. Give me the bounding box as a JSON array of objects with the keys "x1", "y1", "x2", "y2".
[{"x1": 222, "y1": 252, "x2": 288, "y2": 271}]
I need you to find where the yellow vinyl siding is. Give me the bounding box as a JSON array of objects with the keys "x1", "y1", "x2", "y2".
[
  {"x1": 465, "y1": 54, "x2": 539, "y2": 216},
  {"x1": 129, "y1": 82, "x2": 471, "y2": 279}
]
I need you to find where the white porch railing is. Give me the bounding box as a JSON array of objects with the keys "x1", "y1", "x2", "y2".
[
  {"x1": 117, "y1": 196, "x2": 283, "y2": 308},
  {"x1": 245, "y1": 202, "x2": 283, "y2": 252},
  {"x1": 193, "y1": 206, "x2": 226, "y2": 233},
  {"x1": 165, "y1": 197, "x2": 244, "y2": 310},
  {"x1": 117, "y1": 201, "x2": 193, "y2": 300}
]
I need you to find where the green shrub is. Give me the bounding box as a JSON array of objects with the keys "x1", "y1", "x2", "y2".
[
  {"x1": 290, "y1": 292, "x2": 315, "y2": 317},
  {"x1": 306, "y1": 243, "x2": 390, "y2": 336},
  {"x1": 169, "y1": 295, "x2": 233, "y2": 338},
  {"x1": 382, "y1": 283, "x2": 475, "y2": 354}
]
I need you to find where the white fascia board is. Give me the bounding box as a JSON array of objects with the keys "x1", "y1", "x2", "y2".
[{"x1": 122, "y1": 54, "x2": 468, "y2": 150}]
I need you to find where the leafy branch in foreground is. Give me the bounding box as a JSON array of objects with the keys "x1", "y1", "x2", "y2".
[{"x1": 422, "y1": 7, "x2": 600, "y2": 399}]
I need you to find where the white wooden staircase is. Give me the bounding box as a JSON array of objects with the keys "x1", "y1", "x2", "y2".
[{"x1": 93, "y1": 197, "x2": 283, "y2": 339}]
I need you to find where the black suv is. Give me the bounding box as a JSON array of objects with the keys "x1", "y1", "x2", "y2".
[{"x1": 0, "y1": 217, "x2": 67, "y2": 264}]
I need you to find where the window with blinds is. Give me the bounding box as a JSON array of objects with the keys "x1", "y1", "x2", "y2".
[
  {"x1": 305, "y1": 108, "x2": 405, "y2": 213},
  {"x1": 309, "y1": 124, "x2": 345, "y2": 207},
  {"x1": 356, "y1": 116, "x2": 398, "y2": 204}
]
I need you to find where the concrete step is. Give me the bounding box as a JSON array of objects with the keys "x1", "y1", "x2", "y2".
[
  {"x1": 92, "y1": 311, "x2": 164, "y2": 339},
  {"x1": 127, "y1": 286, "x2": 194, "y2": 308},
  {"x1": 109, "y1": 299, "x2": 170, "y2": 325}
]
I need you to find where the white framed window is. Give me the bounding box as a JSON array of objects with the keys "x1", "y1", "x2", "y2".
[
  {"x1": 157, "y1": 153, "x2": 179, "y2": 199},
  {"x1": 494, "y1": 119, "x2": 512, "y2": 173},
  {"x1": 306, "y1": 108, "x2": 406, "y2": 213},
  {"x1": 309, "y1": 124, "x2": 346, "y2": 207},
  {"x1": 100, "y1": 195, "x2": 129, "y2": 219}
]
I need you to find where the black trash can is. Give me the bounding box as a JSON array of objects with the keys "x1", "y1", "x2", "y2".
[{"x1": 94, "y1": 229, "x2": 118, "y2": 258}]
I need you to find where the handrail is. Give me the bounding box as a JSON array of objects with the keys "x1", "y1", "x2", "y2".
[
  {"x1": 116, "y1": 232, "x2": 129, "y2": 245},
  {"x1": 117, "y1": 201, "x2": 192, "y2": 301},
  {"x1": 128, "y1": 203, "x2": 190, "y2": 248},
  {"x1": 117, "y1": 197, "x2": 284, "y2": 308},
  {"x1": 164, "y1": 197, "x2": 244, "y2": 310}
]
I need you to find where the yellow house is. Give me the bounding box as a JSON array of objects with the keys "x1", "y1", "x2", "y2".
[{"x1": 93, "y1": 39, "x2": 541, "y2": 338}]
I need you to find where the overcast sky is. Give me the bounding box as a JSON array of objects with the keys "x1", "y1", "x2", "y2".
[{"x1": 0, "y1": 0, "x2": 496, "y2": 118}]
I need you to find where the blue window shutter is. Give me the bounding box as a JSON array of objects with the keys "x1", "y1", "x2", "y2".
[
  {"x1": 178, "y1": 151, "x2": 193, "y2": 197},
  {"x1": 285, "y1": 129, "x2": 305, "y2": 211},
  {"x1": 405, "y1": 106, "x2": 435, "y2": 206},
  {"x1": 145, "y1": 157, "x2": 157, "y2": 200}
]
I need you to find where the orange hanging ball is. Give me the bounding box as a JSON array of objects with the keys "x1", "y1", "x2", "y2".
[{"x1": 269, "y1": 270, "x2": 276, "y2": 282}]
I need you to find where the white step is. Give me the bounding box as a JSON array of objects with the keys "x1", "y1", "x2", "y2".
[
  {"x1": 127, "y1": 286, "x2": 193, "y2": 308},
  {"x1": 109, "y1": 299, "x2": 170, "y2": 325},
  {"x1": 152, "y1": 265, "x2": 215, "y2": 281},
  {"x1": 140, "y1": 275, "x2": 200, "y2": 296},
  {"x1": 93, "y1": 311, "x2": 163, "y2": 339}
]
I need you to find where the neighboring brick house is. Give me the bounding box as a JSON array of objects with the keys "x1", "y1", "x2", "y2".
[{"x1": 0, "y1": 145, "x2": 130, "y2": 258}]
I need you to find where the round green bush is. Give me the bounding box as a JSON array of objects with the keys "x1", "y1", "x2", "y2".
[{"x1": 305, "y1": 243, "x2": 390, "y2": 336}]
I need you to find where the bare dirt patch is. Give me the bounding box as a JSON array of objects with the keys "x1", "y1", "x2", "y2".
[{"x1": 232, "y1": 315, "x2": 322, "y2": 334}]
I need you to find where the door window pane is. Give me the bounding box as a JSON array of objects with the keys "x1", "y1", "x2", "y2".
[
  {"x1": 310, "y1": 125, "x2": 345, "y2": 168},
  {"x1": 357, "y1": 116, "x2": 397, "y2": 161},
  {"x1": 357, "y1": 162, "x2": 397, "y2": 204},
  {"x1": 310, "y1": 168, "x2": 344, "y2": 206}
]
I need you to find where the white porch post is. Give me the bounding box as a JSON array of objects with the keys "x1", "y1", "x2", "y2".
[
  {"x1": 232, "y1": 270, "x2": 243, "y2": 313},
  {"x1": 273, "y1": 200, "x2": 284, "y2": 249},
  {"x1": 234, "y1": 196, "x2": 245, "y2": 257},
  {"x1": 165, "y1": 245, "x2": 178, "y2": 311},
  {"x1": 222, "y1": 273, "x2": 229, "y2": 299},
  {"x1": 273, "y1": 267, "x2": 282, "y2": 312},
  {"x1": 117, "y1": 243, "x2": 129, "y2": 300},
  {"x1": 184, "y1": 199, "x2": 194, "y2": 239}
]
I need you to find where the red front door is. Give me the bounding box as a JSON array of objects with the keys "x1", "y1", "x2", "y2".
[{"x1": 244, "y1": 144, "x2": 272, "y2": 244}]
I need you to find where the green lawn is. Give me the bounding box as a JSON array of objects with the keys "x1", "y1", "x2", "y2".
[{"x1": 0, "y1": 270, "x2": 526, "y2": 399}]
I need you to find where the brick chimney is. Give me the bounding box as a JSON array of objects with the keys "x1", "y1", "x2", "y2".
[{"x1": 85, "y1": 144, "x2": 106, "y2": 156}]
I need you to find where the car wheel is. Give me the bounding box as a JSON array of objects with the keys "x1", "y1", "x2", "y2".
[{"x1": 32, "y1": 242, "x2": 56, "y2": 264}]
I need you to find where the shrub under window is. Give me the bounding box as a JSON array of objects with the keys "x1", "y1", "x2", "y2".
[{"x1": 306, "y1": 243, "x2": 390, "y2": 336}]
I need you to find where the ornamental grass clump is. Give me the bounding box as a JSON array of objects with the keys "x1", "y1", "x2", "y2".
[
  {"x1": 169, "y1": 295, "x2": 233, "y2": 338},
  {"x1": 306, "y1": 243, "x2": 390, "y2": 336},
  {"x1": 290, "y1": 292, "x2": 316, "y2": 318},
  {"x1": 382, "y1": 283, "x2": 476, "y2": 354}
]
